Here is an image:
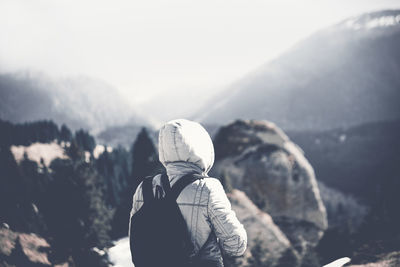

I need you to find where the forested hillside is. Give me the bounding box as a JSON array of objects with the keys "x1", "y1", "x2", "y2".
[{"x1": 0, "y1": 119, "x2": 160, "y2": 266}]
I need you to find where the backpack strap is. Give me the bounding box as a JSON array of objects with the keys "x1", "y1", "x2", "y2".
[
  {"x1": 160, "y1": 173, "x2": 171, "y2": 194},
  {"x1": 168, "y1": 173, "x2": 206, "y2": 201},
  {"x1": 143, "y1": 174, "x2": 172, "y2": 203},
  {"x1": 142, "y1": 176, "x2": 155, "y2": 203}
]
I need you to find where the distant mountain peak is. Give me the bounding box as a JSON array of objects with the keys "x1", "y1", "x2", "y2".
[
  {"x1": 197, "y1": 9, "x2": 400, "y2": 131},
  {"x1": 341, "y1": 10, "x2": 400, "y2": 30}
]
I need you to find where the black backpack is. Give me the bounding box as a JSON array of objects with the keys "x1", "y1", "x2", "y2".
[{"x1": 129, "y1": 173, "x2": 205, "y2": 267}]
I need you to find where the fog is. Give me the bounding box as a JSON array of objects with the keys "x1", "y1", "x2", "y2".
[{"x1": 1, "y1": 0, "x2": 400, "y2": 121}]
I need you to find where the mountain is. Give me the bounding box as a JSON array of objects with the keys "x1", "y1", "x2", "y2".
[
  {"x1": 96, "y1": 124, "x2": 155, "y2": 148},
  {"x1": 0, "y1": 72, "x2": 148, "y2": 132},
  {"x1": 196, "y1": 10, "x2": 400, "y2": 131}
]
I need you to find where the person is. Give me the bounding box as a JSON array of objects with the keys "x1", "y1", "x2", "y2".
[{"x1": 129, "y1": 119, "x2": 247, "y2": 267}]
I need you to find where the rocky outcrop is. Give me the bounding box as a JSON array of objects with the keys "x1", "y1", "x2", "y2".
[
  {"x1": 349, "y1": 251, "x2": 400, "y2": 267},
  {"x1": 0, "y1": 227, "x2": 66, "y2": 267},
  {"x1": 213, "y1": 119, "x2": 327, "y2": 261},
  {"x1": 228, "y1": 189, "x2": 299, "y2": 266}
]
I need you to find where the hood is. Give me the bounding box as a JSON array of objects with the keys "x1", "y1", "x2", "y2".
[{"x1": 158, "y1": 119, "x2": 215, "y2": 174}]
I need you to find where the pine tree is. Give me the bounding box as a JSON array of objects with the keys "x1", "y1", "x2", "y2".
[
  {"x1": 111, "y1": 128, "x2": 163, "y2": 240},
  {"x1": 60, "y1": 124, "x2": 73, "y2": 142},
  {"x1": 130, "y1": 127, "x2": 162, "y2": 190},
  {"x1": 75, "y1": 129, "x2": 96, "y2": 152},
  {"x1": 43, "y1": 155, "x2": 113, "y2": 264}
]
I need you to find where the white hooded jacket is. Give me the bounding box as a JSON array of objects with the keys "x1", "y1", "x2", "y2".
[{"x1": 129, "y1": 119, "x2": 247, "y2": 262}]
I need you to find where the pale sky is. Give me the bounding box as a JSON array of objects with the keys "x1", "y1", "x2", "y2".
[{"x1": 1, "y1": 0, "x2": 400, "y2": 114}]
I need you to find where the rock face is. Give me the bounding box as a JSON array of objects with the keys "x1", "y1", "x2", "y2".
[
  {"x1": 227, "y1": 189, "x2": 299, "y2": 266},
  {"x1": 0, "y1": 227, "x2": 68, "y2": 267},
  {"x1": 212, "y1": 120, "x2": 327, "y2": 261},
  {"x1": 349, "y1": 251, "x2": 400, "y2": 267}
]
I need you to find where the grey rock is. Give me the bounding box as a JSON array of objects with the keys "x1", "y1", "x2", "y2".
[
  {"x1": 349, "y1": 251, "x2": 400, "y2": 267},
  {"x1": 213, "y1": 120, "x2": 327, "y2": 259},
  {"x1": 0, "y1": 228, "x2": 52, "y2": 266},
  {"x1": 0, "y1": 228, "x2": 72, "y2": 267},
  {"x1": 227, "y1": 189, "x2": 298, "y2": 266}
]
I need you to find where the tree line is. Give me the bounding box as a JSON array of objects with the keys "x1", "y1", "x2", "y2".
[{"x1": 0, "y1": 119, "x2": 162, "y2": 266}]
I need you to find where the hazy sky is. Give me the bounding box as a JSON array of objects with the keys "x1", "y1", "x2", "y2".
[{"x1": 1, "y1": 0, "x2": 400, "y2": 109}]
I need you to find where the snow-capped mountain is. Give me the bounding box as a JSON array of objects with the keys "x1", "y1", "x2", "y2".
[
  {"x1": 342, "y1": 10, "x2": 400, "y2": 30},
  {"x1": 196, "y1": 10, "x2": 400, "y2": 131}
]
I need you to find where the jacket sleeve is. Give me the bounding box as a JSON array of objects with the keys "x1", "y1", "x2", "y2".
[
  {"x1": 128, "y1": 182, "x2": 144, "y2": 237},
  {"x1": 207, "y1": 179, "x2": 247, "y2": 257}
]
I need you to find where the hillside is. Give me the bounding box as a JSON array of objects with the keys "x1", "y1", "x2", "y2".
[
  {"x1": 196, "y1": 10, "x2": 400, "y2": 131},
  {"x1": 288, "y1": 120, "x2": 400, "y2": 264},
  {"x1": 0, "y1": 72, "x2": 147, "y2": 132},
  {"x1": 287, "y1": 119, "x2": 400, "y2": 202}
]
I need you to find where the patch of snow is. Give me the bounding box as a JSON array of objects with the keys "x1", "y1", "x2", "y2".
[
  {"x1": 93, "y1": 145, "x2": 105, "y2": 159},
  {"x1": 323, "y1": 257, "x2": 351, "y2": 267},
  {"x1": 109, "y1": 237, "x2": 133, "y2": 267},
  {"x1": 11, "y1": 142, "x2": 68, "y2": 168},
  {"x1": 60, "y1": 141, "x2": 71, "y2": 148},
  {"x1": 366, "y1": 15, "x2": 400, "y2": 29},
  {"x1": 93, "y1": 145, "x2": 113, "y2": 159},
  {"x1": 92, "y1": 247, "x2": 106, "y2": 257},
  {"x1": 344, "y1": 15, "x2": 400, "y2": 30},
  {"x1": 84, "y1": 151, "x2": 91, "y2": 163},
  {"x1": 32, "y1": 203, "x2": 39, "y2": 214}
]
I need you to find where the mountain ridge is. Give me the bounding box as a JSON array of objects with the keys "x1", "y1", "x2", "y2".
[
  {"x1": 0, "y1": 71, "x2": 149, "y2": 133},
  {"x1": 196, "y1": 9, "x2": 400, "y2": 131}
]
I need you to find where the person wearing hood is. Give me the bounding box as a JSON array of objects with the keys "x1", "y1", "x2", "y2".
[{"x1": 129, "y1": 119, "x2": 247, "y2": 266}]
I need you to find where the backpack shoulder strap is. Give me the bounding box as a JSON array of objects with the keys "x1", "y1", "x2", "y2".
[
  {"x1": 142, "y1": 176, "x2": 155, "y2": 203},
  {"x1": 168, "y1": 173, "x2": 206, "y2": 201},
  {"x1": 160, "y1": 173, "x2": 171, "y2": 194}
]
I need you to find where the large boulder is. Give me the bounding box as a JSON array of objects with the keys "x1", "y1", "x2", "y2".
[
  {"x1": 212, "y1": 120, "x2": 327, "y2": 259},
  {"x1": 227, "y1": 189, "x2": 299, "y2": 267}
]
